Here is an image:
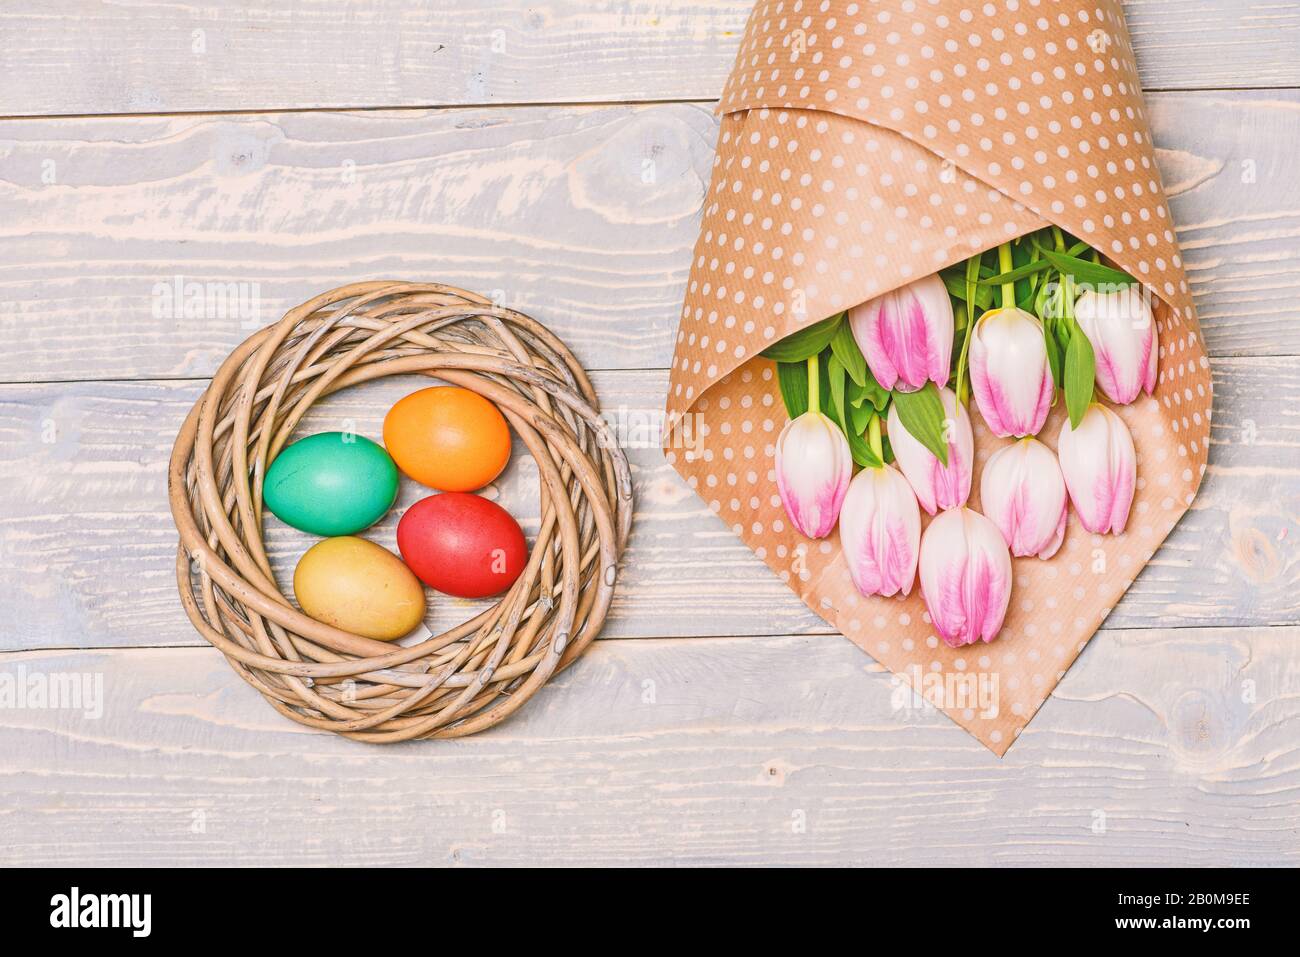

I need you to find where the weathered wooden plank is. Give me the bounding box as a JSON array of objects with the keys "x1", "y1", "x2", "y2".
[
  {"x1": 0, "y1": 360, "x2": 1293, "y2": 653},
  {"x1": 0, "y1": 1, "x2": 1296, "y2": 119},
  {"x1": 0, "y1": 94, "x2": 1295, "y2": 387},
  {"x1": 0, "y1": 626, "x2": 1295, "y2": 866},
  {"x1": 1150, "y1": 91, "x2": 1300, "y2": 357},
  {"x1": 0, "y1": 0, "x2": 747, "y2": 117},
  {"x1": 0, "y1": 104, "x2": 716, "y2": 379}
]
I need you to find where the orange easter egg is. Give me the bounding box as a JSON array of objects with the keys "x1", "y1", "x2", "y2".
[{"x1": 383, "y1": 386, "x2": 511, "y2": 491}]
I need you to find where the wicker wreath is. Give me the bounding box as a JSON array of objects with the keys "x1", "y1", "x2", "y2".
[{"x1": 168, "y1": 281, "x2": 633, "y2": 741}]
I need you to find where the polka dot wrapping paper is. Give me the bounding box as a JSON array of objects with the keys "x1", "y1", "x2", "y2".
[{"x1": 663, "y1": 0, "x2": 1212, "y2": 755}]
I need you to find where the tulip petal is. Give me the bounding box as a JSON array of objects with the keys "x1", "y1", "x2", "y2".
[
  {"x1": 1057, "y1": 404, "x2": 1137, "y2": 535},
  {"x1": 774, "y1": 412, "x2": 853, "y2": 538},
  {"x1": 854, "y1": 300, "x2": 901, "y2": 392},
  {"x1": 1092, "y1": 342, "x2": 1126, "y2": 406},
  {"x1": 1040, "y1": 502, "x2": 1069, "y2": 561},
  {"x1": 889, "y1": 293, "x2": 932, "y2": 391},
  {"x1": 980, "y1": 438, "x2": 1069, "y2": 560},
  {"x1": 840, "y1": 465, "x2": 921, "y2": 597},
  {"x1": 969, "y1": 307, "x2": 1053, "y2": 438},
  {"x1": 1075, "y1": 287, "x2": 1159, "y2": 406},
  {"x1": 887, "y1": 386, "x2": 973, "y2": 514},
  {"x1": 1104, "y1": 415, "x2": 1137, "y2": 533},
  {"x1": 849, "y1": 274, "x2": 953, "y2": 393},
  {"x1": 919, "y1": 508, "x2": 1012, "y2": 647},
  {"x1": 1142, "y1": 318, "x2": 1159, "y2": 396}
]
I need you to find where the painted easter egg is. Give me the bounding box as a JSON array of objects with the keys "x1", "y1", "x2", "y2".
[
  {"x1": 397, "y1": 493, "x2": 528, "y2": 598},
  {"x1": 293, "y1": 536, "x2": 426, "y2": 641},
  {"x1": 263, "y1": 432, "x2": 399, "y2": 536},
  {"x1": 383, "y1": 387, "x2": 511, "y2": 492}
]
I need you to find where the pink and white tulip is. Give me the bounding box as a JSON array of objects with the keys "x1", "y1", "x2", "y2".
[
  {"x1": 886, "y1": 386, "x2": 973, "y2": 515},
  {"x1": 969, "y1": 306, "x2": 1054, "y2": 437},
  {"x1": 918, "y1": 507, "x2": 1013, "y2": 648},
  {"x1": 1074, "y1": 286, "x2": 1158, "y2": 405},
  {"x1": 848, "y1": 274, "x2": 954, "y2": 393},
  {"x1": 979, "y1": 438, "x2": 1068, "y2": 560},
  {"x1": 774, "y1": 411, "x2": 852, "y2": 538},
  {"x1": 1056, "y1": 403, "x2": 1137, "y2": 535},
  {"x1": 839, "y1": 465, "x2": 922, "y2": 598}
]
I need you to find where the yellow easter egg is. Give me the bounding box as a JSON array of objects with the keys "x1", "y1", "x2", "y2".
[{"x1": 292, "y1": 536, "x2": 426, "y2": 641}]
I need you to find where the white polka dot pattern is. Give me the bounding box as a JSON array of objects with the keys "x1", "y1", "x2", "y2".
[
  {"x1": 668, "y1": 106, "x2": 1046, "y2": 410},
  {"x1": 663, "y1": 0, "x2": 1212, "y2": 755}
]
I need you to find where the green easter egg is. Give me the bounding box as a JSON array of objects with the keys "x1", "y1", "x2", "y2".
[{"x1": 263, "y1": 432, "x2": 399, "y2": 536}]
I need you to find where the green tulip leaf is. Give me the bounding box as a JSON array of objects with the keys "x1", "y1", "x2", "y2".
[
  {"x1": 1040, "y1": 249, "x2": 1137, "y2": 290},
  {"x1": 828, "y1": 353, "x2": 848, "y2": 423},
  {"x1": 829, "y1": 319, "x2": 868, "y2": 388},
  {"x1": 776, "y1": 360, "x2": 809, "y2": 420},
  {"x1": 760, "y1": 312, "x2": 844, "y2": 362},
  {"x1": 849, "y1": 395, "x2": 873, "y2": 435},
  {"x1": 942, "y1": 271, "x2": 995, "y2": 309},
  {"x1": 826, "y1": 354, "x2": 882, "y2": 469},
  {"x1": 1043, "y1": 320, "x2": 1063, "y2": 389},
  {"x1": 852, "y1": 441, "x2": 884, "y2": 470},
  {"x1": 891, "y1": 382, "x2": 950, "y2": 467},
  {"x1": 857, "y1": 367, "x2": 891, "y2": 412},
  {"x1": 976, "y1": 258, "x2": 1052, "y2": 288},
  {"x1": 1064, "y1": 328, "x2": 1096, "y2": 429}
]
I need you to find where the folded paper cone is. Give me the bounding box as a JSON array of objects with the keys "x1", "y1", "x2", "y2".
[{"x1": 664, "y1": 0, "x2": 1211, "y2": 755}]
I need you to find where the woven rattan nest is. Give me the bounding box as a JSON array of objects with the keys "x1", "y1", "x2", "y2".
[{"x1": 168, "y1": 281, "x2": 633, "y2": 741}]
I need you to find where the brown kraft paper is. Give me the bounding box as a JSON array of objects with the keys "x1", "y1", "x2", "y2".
[{"x1": 663, "y1": 0, "x2": 1212, "y2": 755}]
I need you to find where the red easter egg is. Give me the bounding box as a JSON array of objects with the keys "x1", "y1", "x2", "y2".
[{"x1": 397, "y1": 493, "x2": 528, "y2": 598}]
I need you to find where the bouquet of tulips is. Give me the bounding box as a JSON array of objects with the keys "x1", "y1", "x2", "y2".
[{"x1": 767, "y1": 227, "x2": 1156, "y2": 648}]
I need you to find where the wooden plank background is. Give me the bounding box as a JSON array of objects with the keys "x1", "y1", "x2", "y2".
[
  {"x1": 0, "y1": 359, "x2": 1294, "y2": 652},
  {"x1": 2, "y1": 627, "x2": 1295, "y2": 867},
  {"x1": 0, "y1": 0, "x2": 1296, "y2": 866},
  {"x1": 2, "y1": 93, "x2": 1298, "y2": 382},
  {"x1": 2, "y1": 0, "x2": 1299, "y2": 117}
]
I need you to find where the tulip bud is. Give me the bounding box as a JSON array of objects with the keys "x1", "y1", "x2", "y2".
[
  {"x1": 918, "y1": 507, "x2": 1013, "y2": 648},
  {"x1": 1073, "y1": 285, "x2": 1158, "y2": 405},
  {"x1": 979, "y1": 437, "x2": 1068, "y2": 560},
  {"x1": 969, "y1": 306, "x2": 1055, "y2": 438},
  {"x1": 774, "y1": 411, "x2": 852, "y2": 538},
  {"x1": 839, "y1": 465, "x2": 922, "y2": 597},
  {"x1": 848, "y1": 274, "x2": 954, "y2": 393},
  {"x1": 1056, "y1": 403, "x2": 1137, "y2": 535},
  {"x1": 886, "y1": 386, "x2": 973, "y2": 515}
]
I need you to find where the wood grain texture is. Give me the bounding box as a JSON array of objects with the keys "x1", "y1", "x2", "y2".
[
  {"x1": 1, "y1": 0, "x2": 1296, "y2": 867},
  {"x1": 0, "y1": 625, "x2": 1294, "y2": 866},
  {"x1": 1, "y1": 94, "x2": 1295, "y2": 387},
  {"x1": 1, "y1": 0, "x2": 1297, "y2": 118},
  {"x1": 0, "y1": 360, "x2": 1294, "y2": 653}
]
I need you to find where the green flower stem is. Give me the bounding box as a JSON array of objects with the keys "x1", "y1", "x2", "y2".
[
  {"x1": 1051, "y1": 225, "x2": 1066, "y2": 253},
  {"x1": 998, "y1": 242, "x2": 1015, "y2": 310},
  {"x1": 868, "y1": 412, "x2": 883, "y2": 461},
  {"x1": 807, "y1": 354, "x2": 820, "y2": 416},
  {"x1": 956, "y1": 253, "x2": 981, "y2": 406},
  {"x1": 953, "y1": 300, "x2": 969, "y2": 402}
]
